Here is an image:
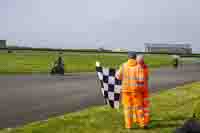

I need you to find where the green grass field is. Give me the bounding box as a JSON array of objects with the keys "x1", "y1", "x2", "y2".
[
  {"x1": 1, "y1": 82, "x2": 200, "y2": 133},
  {"x1": 0, "y1": 50, "x2": 173, "y2": 74}
]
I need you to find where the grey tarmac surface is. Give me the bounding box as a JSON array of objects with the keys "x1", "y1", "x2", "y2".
[{"x1": 1, "y1": 64, "x2": 200, "y2": 129}]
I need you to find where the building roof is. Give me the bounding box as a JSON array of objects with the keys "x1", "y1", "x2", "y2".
[{"x1": 144, "y1": 43, "x2": 191, "y2": 48}]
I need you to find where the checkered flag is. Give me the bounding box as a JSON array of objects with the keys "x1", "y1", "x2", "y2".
[{"x1": 96, "y1": 62, "x2": 122, "y2": 109}]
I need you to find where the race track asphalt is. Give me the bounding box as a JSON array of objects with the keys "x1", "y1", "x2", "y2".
[{"x1": 1, "y1": 64, "x2": 200, "y2": 129}]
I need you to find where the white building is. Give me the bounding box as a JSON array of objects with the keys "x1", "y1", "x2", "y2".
[{"x1": 145, "y1": 43, "x2": 192, "y2": 54}]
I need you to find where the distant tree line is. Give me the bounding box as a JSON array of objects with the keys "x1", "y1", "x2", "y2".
[{"x1": 0, "y1": 46, "x2": 197, "y2": 56}]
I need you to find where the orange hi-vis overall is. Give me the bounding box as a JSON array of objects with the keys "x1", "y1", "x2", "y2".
[
  {"x1": 135, "y1": 63, "x2": 150, "y2": 126},
  {"x1": 117, "y1": 59, "x2": 150, "y2": 128}
]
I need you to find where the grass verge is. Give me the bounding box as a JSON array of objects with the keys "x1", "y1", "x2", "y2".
[
  {"x1": 0, "y1": 50, "x2": 172, "y2": 74},
  {"x1": 1, "y1": 82, "x2": 200, "y2": 133}
]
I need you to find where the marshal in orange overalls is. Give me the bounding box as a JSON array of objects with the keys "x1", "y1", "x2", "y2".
[
  {"x1": 135, "y1": 61, "x2": 150, "y2": 126},
  {"x1": 116, "y1": 59, "x2": 150, "y2": 129}
]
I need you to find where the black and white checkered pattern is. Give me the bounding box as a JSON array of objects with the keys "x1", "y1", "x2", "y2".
[{"x1": 96, "y1": 62, "x2": 122, "y2": 109}]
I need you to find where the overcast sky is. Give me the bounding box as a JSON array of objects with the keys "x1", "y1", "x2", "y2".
[{"x1": 1, "y1": 0, "x2": 200, "y2": 51}]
